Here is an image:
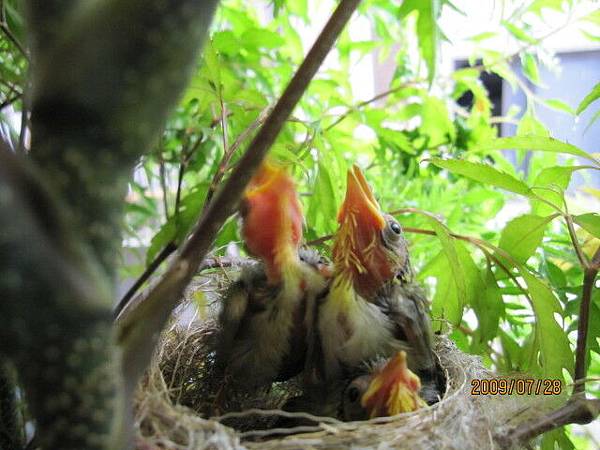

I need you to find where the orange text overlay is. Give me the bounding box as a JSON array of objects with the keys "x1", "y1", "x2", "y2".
[{"x1": 470, "y1": 378, "x2": 562, "y2": 396}]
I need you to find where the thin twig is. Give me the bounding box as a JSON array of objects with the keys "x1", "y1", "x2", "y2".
[
  {"x1": 16, "y1": 81, "x2": 28, "y2": 154},
  {"x1": 174, "y1": 137, "x2": 200, "y2": 215},
  {"x1": 117, "y1": 0, "x2": 363, "y2": 388},
  {"x1": 304, "y1": 221, "x2": 532, "y2": 300},
  {"x1": 0, "y1": 21, "x2": 29, "y2": 60},
  {"x1": 573, "y1": 245, "x2": 600, "y2": 394},
  {"x1": 496, "y1": 396, "x2": 600, "y2": 449},
  {"x1": 113, "y1": 242, "x2": 177, "y2": 318},
  {"x1": 158, "y1": 148, "x2": 169, "y2": 220},
  {"x1": 0, "y1": 91, "x2": 22, "y2": 111},
  {"x1": 204, "y1": 106, "x2": 272, "y2": 209},
  {"x1": 114, "y1": 252, "x2": 253, "y2": 318},
  {"x1": 564, "y1": 212, "x2": 588, "y2": 270},
  {"x1": 323, "y1": 4, "x2": 583, "y2": 134},
  {"x1": 325, "y1": 79, "x2": 425, "y2": 131},
  {"x1": 114, "y1": 136, "x2": 203, "y2": 316},
  {"x1": 470, "y1": 9, "x2": 584, "y2": 75}
]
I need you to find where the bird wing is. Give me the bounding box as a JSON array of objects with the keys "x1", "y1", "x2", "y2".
[
  {"x1": 216, "y1": 264, "x2": 271, "y2": 367},
  {"x1": 216, "y1": 278, "x2": 251, "y2": 372},
  {"x1": 375, "y1": 281, "x2": 445, "y2": 404},
  {"x1": 375, "y1": 282, "x2": 435, "y2": 373}
]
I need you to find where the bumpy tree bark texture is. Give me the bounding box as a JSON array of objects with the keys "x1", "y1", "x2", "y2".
[
  {"x1": 0, "y1": 1, "x2": 218, "y2": 448},
  {"x1": 0, "y1": 359, "x2": 25, "y2": 450}
]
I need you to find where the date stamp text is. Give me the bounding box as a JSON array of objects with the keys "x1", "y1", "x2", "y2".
[{"x1": 471, "y1": 378, "x2": 562, "y2": 396}]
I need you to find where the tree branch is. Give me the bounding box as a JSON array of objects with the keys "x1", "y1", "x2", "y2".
[
  {"x1": 114, "y1": 135, "x2": 204, "y2": 317},
  {"x1": 14, "y1": 1, "x2": 220, "y2": 448},
  {"x1": 113, "y1": 241, "x2": 178, "y2": 318},
  {"x1": 0, "y1": 19, "x2": 29, "y2": 60},
  {"x1": 115, "y1": 105, "x2": 271, "y2": 317},
  {"x1": 27, "y1": 0, "x2": 219, "y2": 277},
  {"x1": 0, "y1": 91, "x2": 22, "y2": 111},
  {"x1": 0, "y1": 359, "x2": 25, "y2": 450},
  {"x1": 117, "y1": 0, "x2": 363, "y2": 388},
  {"x1": 496, "y1": 396, "x2": 600, "y2": 449},
  {"x1": 0, "y1": 146, "x2": 124, "y2": 450},
  {"x1": 204, "y1": 105, "x2": 272, "y2": 209},
  {"x1": 325, "y1": 79, "x2": 425, "y2": 131},
  {"x1": 573, "y1": 245, "x2": 600, "y2": 394}
]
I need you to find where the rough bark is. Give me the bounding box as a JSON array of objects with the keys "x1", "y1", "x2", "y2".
[
  {"x1": 0, "y1": 359, "x2": 25, "y2": 450},
  {"x1": 0, "y1": 0, "x2": 219, "y2": 448}
]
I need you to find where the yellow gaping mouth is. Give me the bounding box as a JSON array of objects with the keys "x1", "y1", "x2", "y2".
[
  {"x1": 337, "y1": 165, "x2": 385, "y2": 231},
  {"x1": 332, "y1": 165, "x2": 388, "y2": 293},
  {"x1": 361, "y1": 351, "x2": 426, "y2": 418},
  {"x1": 242, "y1": 159, "x2": 303, "y2": 283}
]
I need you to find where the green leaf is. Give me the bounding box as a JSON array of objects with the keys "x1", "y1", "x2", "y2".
[
  {"x1": 499, "y1": 214, "x2": 554, "y2": 263},
  {"x1": 517, "y1": 109, "x2": 549, "y2": 137},
  {"x1": 399, "y1": 0, "x2": 441, "y2": 84},
  {"x1": 580, "y1": 29, "x2": 600, "y2": 42},
  {"x1": 423, "y1": 217, "x2": 467, "y2": 324},
  {"x1": 527, "y1": 0, "x2": 566, "y2": 16},
  {"x1": 212, "y1": 30, "x2": 239, "y2": 56},
  {"x1": 502, "y1": 21, "x2": 538, "y2": 44},
  {"x1": 146, "y1": 184, "x2": 207, "y2": 264},
  {"x1": 307, "y1": 162, "x2": 338, "y2": 234},
  {"x1": 542, "y1": 98, "x2": 575, "y2": 115},
  {"x1": 478, "y1": 136, "x2": 598, "y2": 164},
  {"x1": 467, "y1": 31, "x2": 496, "y2": 42},
  {"x1": 585, "y1": 109, "x2": 600, "y2": 134},
  {"x1": 582, "y1": 8, "x2": 600, "y2": 26},
  {"x1": 576, "y1": 81, "x2": 600, "y2": 115},
  {"x1": 241, "y1": 28, "x2": 285, "y2": 50},
  {"x1": 146, "y1": 221, "x2": 176, "y2": 265},
  {"x1": 530, "y1": 166, "x2": 590, "y2": 215},
  {"x1": 420, "y1": 250, "x2": 462, "y2": 332},
  {"x1": 473, "y1": 265, "x2": 504, "y2": 343},
  {"x1": 521, "y1": 53, "x2": 540, "y2": 85},
  {"x1": 573, "y1": 213, "x2": 600, "y2": 238},
  {"x1": 421, "y1": 97, "x2": 455, "y2": 146},
  {"x1": 541, "y1": 429, "x2": 575, "y2": 450},
  {"x1": 520, "y1": 270, "x2": 573, "y2": 378},
  {"x1": 430, "y1": 158, "x2": 532, "y2": 196}
]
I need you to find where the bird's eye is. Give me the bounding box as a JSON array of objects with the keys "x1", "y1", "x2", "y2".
[
  {"x1": 390, "y1": 221, "x2": 402, "y2": 234},
  {"x1": 347, "y1": 386, "x2": 360, "y2": 403}
]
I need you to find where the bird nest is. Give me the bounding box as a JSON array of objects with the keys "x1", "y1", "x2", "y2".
[{"x1": 133, "y1": 319, "x2": 566, "y2": 450}]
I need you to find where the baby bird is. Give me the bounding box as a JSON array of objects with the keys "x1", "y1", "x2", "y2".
[
  {"x1": 315, "y1": 165, "x2": 441, "y2": 401},
  {"x1": 216, "y1": 160, "x2": 330, "y2": 390},
  {"x1": 342, "y1": 351, "x2": 427, "y2": 421}
]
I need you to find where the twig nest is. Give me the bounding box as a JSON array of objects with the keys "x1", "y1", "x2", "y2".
[{"x1": 134, "y1": 317, "x2": 564, "y2": 450}]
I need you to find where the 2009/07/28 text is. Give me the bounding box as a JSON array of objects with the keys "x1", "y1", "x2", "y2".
[{"x1": 471, "y1": 378, "x2": 562, "y2": 396}]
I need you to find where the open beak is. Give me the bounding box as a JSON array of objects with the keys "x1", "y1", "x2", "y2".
[
  {"x1": 361, "y1": 351, "x2": 426, "y2": 418},
  {"x1": 337, "y1": 165, "x2": 386, "y2": 232},
  {"x1": 333, "y1": 165, "x2": 390, "y2": 295},
  {"x1": 242, "y1": 160, "x2": 303, "y2": 282}
]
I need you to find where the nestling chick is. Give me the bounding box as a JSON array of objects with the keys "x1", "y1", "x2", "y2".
[
  {"x1": 216, "y1": 161, "x2": 330, "y2": 390},
  {"x1": 343, "y1": 351, "x2": 427, "y2": 421},
  {"x1": 315, "y1": 165, "x2": 442, "y2": 402}
]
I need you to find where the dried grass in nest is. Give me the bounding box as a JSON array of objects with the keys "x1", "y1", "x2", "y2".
[{"x1": 134, "y1": 315, "x2": 567, "y2": 450}]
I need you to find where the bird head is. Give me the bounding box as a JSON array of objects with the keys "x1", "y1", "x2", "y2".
[
  {"x1": 332, "y1": 165, "x2": 409, "y2": 298},
  {"x1": 241, "y1": 160, "x2": 303, "y2": 284},
  {"x1": 343, "y1": 351, "x2": 426, "y2": 420}
]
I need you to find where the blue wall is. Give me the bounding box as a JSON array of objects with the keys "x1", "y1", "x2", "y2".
[{"x1": 501, "y1": 49, "x2": 600, "y2": 188}]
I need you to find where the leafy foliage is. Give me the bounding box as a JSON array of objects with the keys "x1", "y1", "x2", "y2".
[{"x1": 1, "y1": 0, "x2": 599, "y2": 447}]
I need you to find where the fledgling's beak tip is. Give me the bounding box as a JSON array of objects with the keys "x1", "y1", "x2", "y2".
[
  {"x1": 241, "y1": 160, "x2": 303, "y2": 276},
  {"x1": 338, "y1": 165, "x2": 385, "y2": 231}
]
